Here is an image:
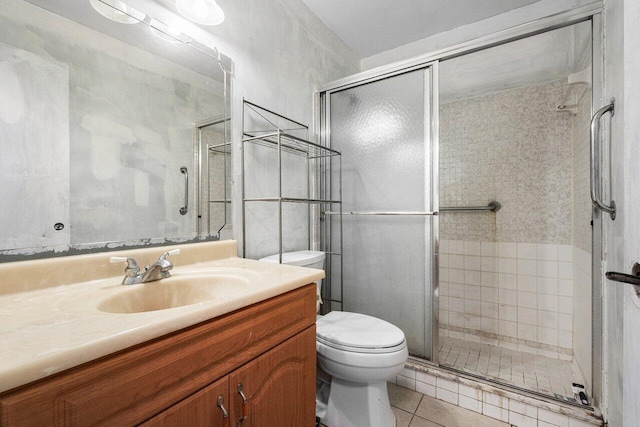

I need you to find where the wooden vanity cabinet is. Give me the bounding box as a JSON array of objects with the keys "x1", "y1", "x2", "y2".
[
  {"x1": 139, "y1": 377, "x2": 230, "y2": 427},
  {"x1": 0, "y1": 285, "x2": 317, "y2": 427}
]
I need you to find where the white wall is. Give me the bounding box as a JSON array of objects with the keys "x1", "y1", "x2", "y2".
[
  {"x1": 206, "y1": 0, "x2": 360, "y2": 256},
  {"x1": 602, "y1": 0, "x2": 624, "y2": 424},
  {"x1": 621, "y1": 0, "x2": 640, "y2": 422},
  {"x1": 604, "y1": 0, "x2": 640, "y2": 425}
]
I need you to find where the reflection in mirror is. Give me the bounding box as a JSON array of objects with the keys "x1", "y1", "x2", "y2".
[
  {"x1": 0, "y1": 0, "x2": 231, "y2": 258},
  {"x1": 197, "y1": 117, "x2": 231, "y2": 240}
]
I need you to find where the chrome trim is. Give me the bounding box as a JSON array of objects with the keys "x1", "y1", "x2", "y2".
[
  {"x1": 430, "y1": 62, "x2": 440, "y2": 365},
  {"x1": 590, "y1": 99, "x2": 616, "y2": 220},
  {"x1": 318, "y1": 2, "x2": 602, "y2": 94},
  {"x1": 591, "y1": 13, "x2": 604, "y2": 409},
  {"x1": 241, "y1": 98, "x2": 247, "y2": 257},
  {"x1": 323, "y1": 211, "x2": 436, "y2": 216}
]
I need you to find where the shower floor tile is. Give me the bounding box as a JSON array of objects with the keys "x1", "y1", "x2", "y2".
[{"x1": 439, "y1": 337, "x2": 585, "y2": 399}]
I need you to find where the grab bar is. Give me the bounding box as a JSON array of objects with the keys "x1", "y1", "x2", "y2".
[
  {"x1": 441, "y1": 201, "x2": 501, "y2": 212},
  {"x1": 179, "y1": 166, "x2": 188, "y2": 215},
  {"x1": 322, "y1": 211, "x2": 436, "y2": 216},
  {"x1": 590, "y1": 99, "x2": 616, "y2": 220},
  {"x1": 322, "y1": 201, "x2": 500, "y2": 216}
]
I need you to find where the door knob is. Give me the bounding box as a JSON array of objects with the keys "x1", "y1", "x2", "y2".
[{"x1": 606, "y1": 262, "x2": 640, "y2": 296}]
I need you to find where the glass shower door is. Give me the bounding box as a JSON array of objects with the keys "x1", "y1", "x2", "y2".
[{"x1": 328, "y1": 67, "x2": 436, "y2": 359}]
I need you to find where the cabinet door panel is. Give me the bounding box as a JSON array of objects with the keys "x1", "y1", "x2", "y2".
[
  {"x1": 139, "y1": 376, "x2": 229, "y2": 427},
  {"x1": 229, "y1": 326, "x2": 316, "y2": 427}
]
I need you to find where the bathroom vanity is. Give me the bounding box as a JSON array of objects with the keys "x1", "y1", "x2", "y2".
[{"x1": 0, "y1": 241, "x2": 321, "y2": 426}]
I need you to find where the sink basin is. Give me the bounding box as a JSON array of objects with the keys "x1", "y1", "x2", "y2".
[{"x1": 97, "y1": 270, "x2": 252, "y2": 314}]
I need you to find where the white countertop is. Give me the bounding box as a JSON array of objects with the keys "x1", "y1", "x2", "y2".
[{"x1": 0, "y1": 241, "x2": 323, "y2": 394}]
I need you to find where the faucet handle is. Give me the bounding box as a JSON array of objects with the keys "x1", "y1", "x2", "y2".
[
  {"x1": 110, "y1": 256, "x2": 141, "y2": 277},
  {"x1": 159, "y1": 249, "x2": 181, "y2": 260}
]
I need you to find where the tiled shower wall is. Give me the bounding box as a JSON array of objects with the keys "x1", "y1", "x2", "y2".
[
  {"x1": 439, "y1": 81, "x2": 576, "y2": 358},
  {"x1": 439, "y1": 239, "x2": 574, "y2": 359}
]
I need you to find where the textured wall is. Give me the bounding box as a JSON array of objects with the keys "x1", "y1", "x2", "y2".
[
  {"x1": 206, "y1": 0, "x2": 360, "y2": 258},
  {"x1": 440, "y1": 80, "x2": 573, "y2": 244},
  {"x1": 622, "y1": 0, "x2": 640, "y2": 423},
  {"x1": 603, "y1": 0, "x2": 624, "y2": 423},
  {"x1": 0, "y1": 0, "x2": 224, "y2": 251},
  {"x1": 0, "y1": 42, "x2": 70, "y2": 251}
]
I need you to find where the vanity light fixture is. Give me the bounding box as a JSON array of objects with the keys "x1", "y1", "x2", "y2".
[
  {"x1": 175, "y1": 0, "x2": 225, "y2": 26},
  {"x1": 149, "y1": 18, "x2": 193, "y2": 44},
  {"x1": 89, "y1": 0, "x2": 145, "y2": 24}
]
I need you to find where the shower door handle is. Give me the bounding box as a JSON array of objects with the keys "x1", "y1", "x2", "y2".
[
  {"x1": 180, "y1": 166, "x2": 188, "y2": 215},
  {"x1": 590, "y1": 99, "x2": 616, "y2": 220}
]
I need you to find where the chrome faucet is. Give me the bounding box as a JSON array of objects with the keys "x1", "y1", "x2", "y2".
[{"x1": 110, "y1": 249, "x2": 181, "y2": 285}]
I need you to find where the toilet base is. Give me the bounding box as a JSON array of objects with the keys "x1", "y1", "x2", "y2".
[{"x1": 322, "y1": 377, "x2": 396, "y2": 427}]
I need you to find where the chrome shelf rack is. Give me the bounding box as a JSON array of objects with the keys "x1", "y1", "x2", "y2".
[{"x1": 241, "y1": 100, "x2": 343, "y2": 313}]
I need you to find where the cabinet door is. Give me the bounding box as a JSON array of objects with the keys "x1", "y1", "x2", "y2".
[
  {"x1": 229, "y1": 326, "x2": 316, "y2": 427},
  {"x1": 139, "y1": 376, "x2": 230, "y2": 427}
]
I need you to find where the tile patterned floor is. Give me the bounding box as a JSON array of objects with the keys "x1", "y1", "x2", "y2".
[
  {"x1": 439, "y1": 337, "x2": 584, "y2": 399},
  {"x1": 389, "y1": 383, "x2": 509, "y2": 427}
]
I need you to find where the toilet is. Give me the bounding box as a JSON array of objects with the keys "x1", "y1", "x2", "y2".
[{"x1": 259, "y1": 251, "x2": 409, "y2": 427}]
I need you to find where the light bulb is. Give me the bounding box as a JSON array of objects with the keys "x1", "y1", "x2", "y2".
[
  {"x1": 193, "y1": 0, "x2": 209, "y2": 16},
  {"x1": 175, "y1": 0, "x2": 225, "y2": 26}
]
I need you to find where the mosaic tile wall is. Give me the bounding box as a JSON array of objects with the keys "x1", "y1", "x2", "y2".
[
  {"x1": 438, "y1": 81, "x2": 580, "y2": 356},
  {"x1": 439, "y1": 80, "x2": 573, "y2": 244},
  {"x1": 572, "y1": 86, "x2": 592, "y2": 255}
]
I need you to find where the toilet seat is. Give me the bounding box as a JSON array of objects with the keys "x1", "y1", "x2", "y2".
[{"x1": 316, "y1": 311, "x2": 405, "y2": 354}]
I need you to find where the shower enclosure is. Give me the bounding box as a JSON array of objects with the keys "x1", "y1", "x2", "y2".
[
  {"x1": 317, "y1": 14, "x2": 603, "y2": 407},
  {"x1": 324, "y1": 67, "x2": 438, "y2": 360}
]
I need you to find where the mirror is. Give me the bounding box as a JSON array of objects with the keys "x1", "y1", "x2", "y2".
[{"x1": 0, "y1": 0, "x2": 232, "y2": 258}]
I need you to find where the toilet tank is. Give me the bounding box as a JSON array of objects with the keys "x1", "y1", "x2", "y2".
[
  {"x1": 259, "y1": 251, "x2": 326, "y2": 312},
  {"x1": 259, "y1": 251, "x2": 325, "y2": 270}
]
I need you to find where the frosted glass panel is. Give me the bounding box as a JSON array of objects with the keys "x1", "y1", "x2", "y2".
[{"x1": 330, "y1": 69, "x2": 433, "y2": 359}]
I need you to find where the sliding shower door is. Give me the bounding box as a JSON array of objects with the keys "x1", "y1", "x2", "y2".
[{"x1": 326, "y1": 66, "x2": 437, "y2": 360}]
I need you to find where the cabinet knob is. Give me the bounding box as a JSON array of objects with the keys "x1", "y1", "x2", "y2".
[{"x1": 217, "y1": 395, "x2": 228, "y2": 418}]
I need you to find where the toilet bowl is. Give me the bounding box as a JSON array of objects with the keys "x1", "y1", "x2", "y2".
[
  {"x1": 259, "y1": 251, "x2": 409, "y2": 427},
  {"x1": 317, "y1": 311, "x2": 408, "y2": 427}
]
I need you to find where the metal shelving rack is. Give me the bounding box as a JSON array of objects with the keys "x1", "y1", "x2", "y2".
[{"x1": 242, "y1": 100, "x2": 342, "y2": 312}]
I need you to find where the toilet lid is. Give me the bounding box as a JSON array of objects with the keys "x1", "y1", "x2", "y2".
[{"x1": 316, "y1": 311, "x2": 406, "y2": 352}]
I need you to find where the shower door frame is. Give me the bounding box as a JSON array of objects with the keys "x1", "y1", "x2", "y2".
[
  {"x1": 314, "y1": 0, "x2": 605, "y2": 403},
  {"x1": 317, "y1": 63, "x2": 440, "y2": 363}
]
